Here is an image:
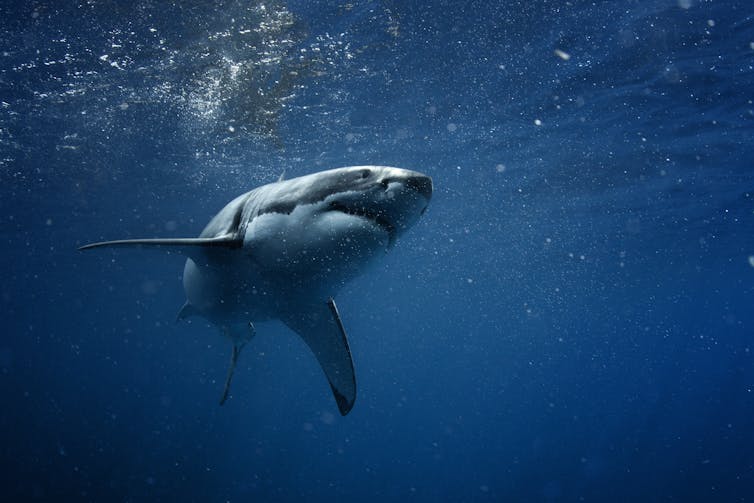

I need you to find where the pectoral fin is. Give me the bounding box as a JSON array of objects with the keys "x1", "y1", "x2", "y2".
[
  {"x1": 280, "y1": 298, "x2": 356, "y2": 416},
  {"x1": 78, "y1": 235, "x2": 242, "y2": 251},
  {"x1": 79, "y1": 234, "x2": 243, "y2": 263},
  {"x1": 78, "y1": 235, "x2": 242, "y2": 265}
]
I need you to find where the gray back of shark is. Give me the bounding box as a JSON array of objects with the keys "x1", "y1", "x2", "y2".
[{"x1": 80, "y1": 166, "x2": 433, "y2": 415}]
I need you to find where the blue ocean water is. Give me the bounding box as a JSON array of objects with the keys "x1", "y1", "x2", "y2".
[{"x1": 2, "y1": 0, "x2": 754, "y2": 500}]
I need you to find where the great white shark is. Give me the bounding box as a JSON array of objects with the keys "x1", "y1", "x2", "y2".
[{"x1": 80, "y1": 166, "x2": 432, "y2": 415}]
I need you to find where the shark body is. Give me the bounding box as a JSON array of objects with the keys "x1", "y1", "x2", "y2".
[{"x1": 81, "y1": 166, "x2": 432, "y2": 415}]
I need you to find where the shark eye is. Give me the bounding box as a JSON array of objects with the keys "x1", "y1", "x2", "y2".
[{"x1": 360, "y1": 169, "x2": 370, "y2": 179}]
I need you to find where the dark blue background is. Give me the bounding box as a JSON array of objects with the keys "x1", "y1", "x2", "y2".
[{"x1": 2, "y1": 1, "x2": 754, "y2": 501}]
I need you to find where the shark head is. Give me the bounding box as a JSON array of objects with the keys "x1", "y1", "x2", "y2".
[
  {"x1": 305, "y1": 165, "x2": 432, "y2": 246},
  {"x1": 240, "y1": 166, "x2": 432, "y2": 285}
]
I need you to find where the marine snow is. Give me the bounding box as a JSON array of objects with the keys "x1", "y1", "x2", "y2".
[{"x1": 554, "y1": 49, "x2": 571, "y2": 61}]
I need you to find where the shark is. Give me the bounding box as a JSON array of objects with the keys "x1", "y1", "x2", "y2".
[{"x1": 80, "y1": 166, "x2": 433, "y2": 415}]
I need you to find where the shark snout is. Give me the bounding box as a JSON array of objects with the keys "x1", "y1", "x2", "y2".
[{"x1": 404, "y1": 174, "x2": 433, "y2": 201}]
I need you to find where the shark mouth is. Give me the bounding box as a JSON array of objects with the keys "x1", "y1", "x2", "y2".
[{"x1": 327, "y1": 201, "x2": 396, "y2": 244}]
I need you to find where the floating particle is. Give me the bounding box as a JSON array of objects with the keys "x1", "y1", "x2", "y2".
[
  {"x1": 141, "y1": 280, "x2": 159, "y2": 296},
  {"x1": 118, "y1": 102, "x2": 129, "y2": 110},
  {"x1": 748, "y1": 256, "x2": 754, "y2": 268},
  {"x1": 495, "y1": 163, "x2": 506, "y2": 173},
  {"x1": 707, "y1": 19, "x2": 715, "y2": 27},
  {"x1": 534, "y1": 119, "x2": 542, "y2": 126},
  {"x1": 227, "y1": 125, "x2": 235, "y2": 133},
  {"x1": 554, "y1": 49, "x2": 571, "y2": 61},
  {"x1": 678, "y1": 0, "x2": 692, "y2": 9},
  {"x1": 320, "y1": 411, "x2": 336, "y2": 425},
  {"x1": 446, "y1": 123, "x2": 457, "y2": 132}
]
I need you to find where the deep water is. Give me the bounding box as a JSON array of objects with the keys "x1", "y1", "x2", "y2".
[{"x1": 2, "y1": 1, "x2": 754, "y2": 501}]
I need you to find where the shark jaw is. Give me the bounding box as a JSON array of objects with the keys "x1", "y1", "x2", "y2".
[{"x1": 326, "y1": 200, "x2": 397, "y2": 245}]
